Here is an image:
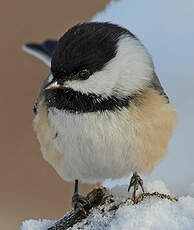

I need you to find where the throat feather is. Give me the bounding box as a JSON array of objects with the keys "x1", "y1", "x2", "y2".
[{"x1": 45, "y1": 88, "x2": 134, "y2": 113}]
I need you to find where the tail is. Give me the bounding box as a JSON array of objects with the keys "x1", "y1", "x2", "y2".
[{"x1": 22, "y1": 39, "x2": 58, "y2": 67}]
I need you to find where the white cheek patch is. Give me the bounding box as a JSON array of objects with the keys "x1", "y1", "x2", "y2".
[
  {"x1": 68, "y1": 35, "x2": 154, "y2": 97},
  {"x1": 69, "y1": 69, "x2": 116, "y2": 97}
]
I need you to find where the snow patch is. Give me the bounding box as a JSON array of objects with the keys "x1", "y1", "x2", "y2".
[
  {"x1": 20, "y1": 181, "x2": 194, "y2": 230},
  {"x1": 110, "y1": 196, "x2": 194, "y2": 230},
  {"x1": 21, "y1": 219, "x2": 55, "y2": 230}
]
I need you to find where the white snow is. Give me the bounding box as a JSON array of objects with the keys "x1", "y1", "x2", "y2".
[
  {"x1": 21, "y1": 219, "x2": 54, "y2": 230},
  {"x1": 109, "y1": 196, "x2": 194, "y2": 230},
  {"x1": 20, "y1": 181, "x2": 194, "y2": 230}
]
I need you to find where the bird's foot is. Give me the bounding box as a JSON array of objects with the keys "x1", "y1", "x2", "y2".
[
  {"x1": 128, "y1": 172, "x2": 144, "y2": 201},
  {"x1": 72, "y1": 193, "x2": 91, "y2": 217}
]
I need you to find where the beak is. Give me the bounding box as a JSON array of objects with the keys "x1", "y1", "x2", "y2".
[{"x1": 45, "y1": 81, "x2": 60, "y2": 90}]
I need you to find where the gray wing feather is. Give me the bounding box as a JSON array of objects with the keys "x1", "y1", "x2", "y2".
[{"x1": 150, "y1": 72, "x2": 169, "y2": 102}]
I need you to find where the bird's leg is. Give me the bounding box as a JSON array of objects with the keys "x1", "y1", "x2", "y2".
[
  {"x1": 128, "y1": 172, "x2": 144, "y2": 201},
  {"x1": 72, "y1": 179, "x2": 91, "y2": 216}
]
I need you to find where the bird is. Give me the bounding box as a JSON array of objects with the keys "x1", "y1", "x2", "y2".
[{"x1": 23, "y1": 22, "x2": 177, "y2": 213}]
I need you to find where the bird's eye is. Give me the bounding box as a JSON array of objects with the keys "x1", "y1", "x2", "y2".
[{"x1": 78, "y1": 69, "x2": 90, "y2": 80}]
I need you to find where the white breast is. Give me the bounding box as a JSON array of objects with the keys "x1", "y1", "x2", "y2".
[
  {"x1": 47, "y1": 108, "x2": 136, "y2": 184},
  {"x1": 34, "y1": 89, "x2": 176, "y2": 184}
]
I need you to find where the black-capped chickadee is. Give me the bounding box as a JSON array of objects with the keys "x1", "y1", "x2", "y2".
[{"x1": 24, "y1": 22, "x2": 176, "y2": 213}]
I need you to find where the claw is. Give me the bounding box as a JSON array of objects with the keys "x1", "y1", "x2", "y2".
[
  {"x1": 72, "y1": 180, "x2": 91, "y2": 216},
  {"x1": 72, "y1": 193, "x2": 91, "y2": 216},
  {"x1": 128, "y1": 172, "x2": 144, "y2": 201}
]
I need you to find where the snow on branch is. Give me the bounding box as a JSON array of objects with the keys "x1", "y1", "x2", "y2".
[{"x1": 20, "y1": 181, "x2": 194, "y2": 230}]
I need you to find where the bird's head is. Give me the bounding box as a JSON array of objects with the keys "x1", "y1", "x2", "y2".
[{"x1": 37, "y1": 22, "x2": 154, "y2": 114}]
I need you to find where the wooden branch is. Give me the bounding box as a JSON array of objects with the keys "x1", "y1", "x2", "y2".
[
  {"x1": 47, "y1": 187, "x2": 177, "y2": 230},
  {"x1": 108, "y1": 192, "x2": 178, "y2": 212},
  {"x1": 134, "y1": 192, "x2": 178, "y2": 204},
  {"x1": 48, "y1": 187, "x2": 108, "y2": 230}
]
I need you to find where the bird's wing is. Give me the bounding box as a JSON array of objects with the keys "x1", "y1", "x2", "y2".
[
  {"x1": 22, "y1": 40, "x2": 58, "y2": 67},
  {"x1": 151, "y1": 72, "x2": 169, "y2": 102}
]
